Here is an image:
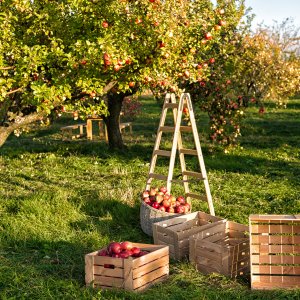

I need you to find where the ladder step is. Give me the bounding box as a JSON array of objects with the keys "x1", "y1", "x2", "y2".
[
  {"x1": 160, "y1": 126, "x2": 174, "y2": 132},
  {"x1": 164, "y1": 103, "x2": 178, "y2": 109},
  {"x1": 182, "y1": 171, "x2": 205, "y2": 180},
  {"x1": 154, "y1": 149, "x2": 172, "y2": 157},
  {"x1": 179, "y1": 148, "x2": 198, "y2": 156},
  {"x1": 159, "y1": 126, "x2": 192, "y2": 133},
  {"x1": 180, "y1": 126, "x2": 193, "y2": 132},
  {"x1": 148, "y1": 173, "x2": 168, "y2": 181},
  {"x1": 185, "y1": 193, "x2": 207, "y2": 201}
]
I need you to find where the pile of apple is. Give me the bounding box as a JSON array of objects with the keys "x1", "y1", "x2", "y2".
[
  {"x1": 141, "y1": 186, "x2": 190, "y2": 214},
  {"x1": 98, "y1": 241, "x2": 148, "y2": 259}
]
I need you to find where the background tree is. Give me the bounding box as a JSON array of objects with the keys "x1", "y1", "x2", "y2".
[{"x1": 0, "y1": 0, "x2": 248, "y2": 149}]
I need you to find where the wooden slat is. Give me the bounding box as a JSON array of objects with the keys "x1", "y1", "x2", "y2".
[
  {"x1": 251, "y1": 244, "x2": 300, "y2": 253},
  {"x1": 251, "y1": 224, "x2": 298, "y2": 234},
  {"x1": 85, "y1": 253, "x2": 95, "y2": 286},
  {"x1": 182, "y1": 170, "x2": 204, "y2": 179},
  {"x1": 148, "y1": 173, "x2": 168, "y2": 181},
  {"x1": 227, "y1": 221, "x2": 249, "y2": 233},
  {"x1": 252, "y1": 265, "x2": 300, "y2": 275},
  {"x1": 133, "y1": 255, "x2": 169, "y2": 279},
  {"x1": 93, "y1": 265, "x2": 123, "y2": 278},
  {"x1": 94, "y1": 275, "x2": 124, "y2": 288},
  {"x1": 252, "y1": 275, "x2": 300, "y2": 285},
  {"x1": 164, "y1": 103, "x2": 178, "y2": 109},
  {"x1": 154, "y1": 231, "x2": 175, "y2": 245},
  {"x1": 251, "y1": 235, "x2": 300, "y2": 244},
  {"x1": 93, "y1": 255, "x2": 124, "y2": 268},
  {"x1": 159, "y1": 126, "x2": 175, "y2": 132},
  {"x1": 153, "y1": 149, "x2": 172, "y2": 157},
  {"x1": 179, "y1": 148, "x2": 198, "y2": 156},
  {"x1": 132, "y1": 265, "x2": 169, "y2": 290},
  {"x1": 251, "y1": 254, "x2": 300, "y2": 265},
  {"x1": 186, "y1": 193, "x2": 207, "y2": 201},
  {"x1": 179, "y1": 126, "x2": 193, "y2": 132},
  {"x1": 250, "y1": 214, "x2": 300, "y2": 221},
  {"x1": 132, "y1": 246, "x2": 169, "y2": 268},
  {"x1": 134, "y1": 274, "x2": 169, "y2": 292},
  {"x1": 166, "y1": 218, "x2": 199, "y2": 233},
  {"x1": 195, "y1": 239, "x2": 223, "y2": 254}
]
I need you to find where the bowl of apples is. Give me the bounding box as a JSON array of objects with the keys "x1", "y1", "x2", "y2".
[{"x1": 140, "y1": 186, "x2": 191, "y2": 236}]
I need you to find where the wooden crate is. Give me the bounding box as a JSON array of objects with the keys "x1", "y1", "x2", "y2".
[
  {"x1": 249, "y1": 214, "x2": 300, "y2": 290},
  {"x1": 153, "y1": 211, "x2": 224, "y2": 260},
  {"x1": 85, "y1": 243, "x2": 169, "y2": 292},
  {"x1": 189, "y1": 220, "x2": 250, "y2": 278}
]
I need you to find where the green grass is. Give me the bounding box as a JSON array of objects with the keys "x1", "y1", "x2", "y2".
[{"x1": 0, "y1": 96, "x2": 299, "y2": 299}]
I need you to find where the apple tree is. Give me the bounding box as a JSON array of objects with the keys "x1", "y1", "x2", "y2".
[{"x1": 0, "y1": 0, "x2": 248, "y2": 149}]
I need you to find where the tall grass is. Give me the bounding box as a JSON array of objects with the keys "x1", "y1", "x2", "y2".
[{"x1": 0, "y1": 97, "x2": 299, "y2": 299}]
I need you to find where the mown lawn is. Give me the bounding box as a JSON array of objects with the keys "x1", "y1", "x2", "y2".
[{"x1": 0, "y1": 96, "x2": 299, "y2": 299}]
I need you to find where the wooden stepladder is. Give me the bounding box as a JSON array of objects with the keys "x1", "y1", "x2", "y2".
[{"x1": 146, "y1": 93, "x2": 215, "y2": 216}]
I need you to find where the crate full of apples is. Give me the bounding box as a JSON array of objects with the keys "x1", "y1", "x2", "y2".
[
  {"x1": 141, "y1": 186, "x2": 191, "y2": 214},
  {"x1": 85, "y1": 241, "x2": 169, "y2": 292}
]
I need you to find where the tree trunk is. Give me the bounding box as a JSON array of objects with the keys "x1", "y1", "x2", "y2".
[
  {"x1": 0, "y1": 112, "x2": 45, "y2": 148},
  {"x1": 105, "y1": 92, "x2": 125, "y2": 150}
]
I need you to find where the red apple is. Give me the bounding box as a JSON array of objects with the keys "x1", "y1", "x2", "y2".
[
  {"x1": 209, "y1": 58, "x2": 215, "y2": 64},
  {"x1": 121, "y1": 241, "x2": 133, "y2": 251},
  {"x1": 158, "y1": 41, "x2": 165, "y2": 48},
  {"x1": 175, "y1": 205, "x2": 186, "y2": 214},
  {"x1": 166, "y1": 207, "x2": 175, "y2": 213},
  {"x1": 102, "y1": 21, "x2": 109, "y2": 28},
  {"x1": 129, "y1": 82, "x2": 135, "y2": 88},
  {"x1": 158, "y1": 205, "x2": 166, "y2": 212},
  {"x1": 138, "y1": 251, "x2": 148, "y2": 257},
  {"x1": 119, "y1": 251, "x2": 130, "y2": 259},
  {"x1": 107, "y1": 242, "x2": 122, "y2": 255},
  {"x1": 163, "y1": 194, "x2": 170, "y2": 201},
  {"x1": 176, "y1": 196, "x2": 185, "y2": 204},
  {"x1": 151, "y1": 202, "x2": 160, "y2": 209},
  {"x1": 162, "y1": 199, "x2": 171, "y2": 208},
  {"x1": 183, "y1": 202, "x2": 191, "y2": 213},
  {"x1": 159, "y1": 186, "x2": 168, "y2": 194},
  {"x1": 125, "y1": 58, "x2": 132, "y2": 65},
  {"x1": 149, "y1": 195, "x2": 156, "y2": 202},
  {"x1": 155, "y1": 194, "x2": 164, "y2": 203},
  {"x1": 184, "y1": 70, "x2": 190, "y2": 78},
  {"x1": 98, "y1": 249, "x2": 108, "y2": 256},
  {"x1": 111, "y1": 253, "x2": 120, "y2": 258},
  {"x1": 142, "y1": 190, "x2": 150, "y2": 198},
  {"x1": 143, "y1": 197, "x2": 151, "y2": 205},
  {"x1": 131, "y1": 247, "x2": 141, "y2": 257},
  {"x1": 114, "y1": 64, "x2": 121, "y2": 71},
  {"x1": 205, "y1": 32, "x2": 212, "y2": 40},
  {"x1": 219, "y1": 20, "x2": 226, "y2": 26}
]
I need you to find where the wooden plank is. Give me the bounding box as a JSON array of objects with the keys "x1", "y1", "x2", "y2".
[
  {"x1": 132, "y1": 247, "x2": 169, "y2": 268},
  {"x1": 227, "y1": 221, "x2": 249, "y2": 233},
  {"x1": 196, "y1": 264, "x2": 222, "y2": 274},
  {"x1": 179, "y1": 125, "x2": 193, "y2": 132},
  {"x1": 123, "y1": 258, "x2": 133, "y2": 291},
  {"x1": 251, "y1": 224, "x2": 297, "y2": 234},
  {"x1": 134, "y1": 274, "x2": 169, "y2": 292},
  {"x1": 198, "y1": 211, "x2": 223, "y2": 223},
  {"x1": 182, "y1": 171, "x2": 204, "y2": 180},
  {"x1": 251, "y1": 235, "x2": 300, "y2": 244},
  {"x1": 93, "y1": 255, "x2": 124, "y2": 268},
  {"x1": 153, "y1": 231, "x2": 175, "y2": 245},
  {"x1": 153, "y1": 149, "x2": 172, "y2": 157},
  {"x1": 164, "y1": 103, "x2": 178, "y2": 109},
  {"x1": 93, "y1": 266, "x2": 124, "y2": 278},
  {"x1": 252, "y1": 275, "x2": 300, "y2": 284},
  {"x1": 186, "y1": 193, "x2": 207, "y2": 201},
  {"x1": 179, "y1": 148, "x2": 198, "y2": 156},
  {"x1": 195, "y1": 240, "x2": 223, "y2": 254},
  {"x1": 251, "y1": 244, "x2": 300, "y2": 253},
  {"x1": 133, "y1": 255, "x2": 169, "y2": 279},
  {"x1": 167, "y1": 218, "x2": 199, "y2": 233},
  {"x1": 93, "y1": 275, "x2": 124, "y2": 288},
  {"x1": 251, "y1": 254, "x2": 300, "y2": 265},
  {"x1": 132, "y1": 265, "x2": 169, "y2": 290},
  {"x1": 85, "y1": 253, "x2": 94, "y2": 287},
  {"x1": 159, "y1": 126, "x2": 175, "y2": 132},
  {"x1": 250, "y1": 214, "x2": 300, "y2": 221},
  {"x1": 148, "y1": 173, "x2": 168, "y2": 181},
  {"x1": 252, "y1": 265, "x2": 300, "y2": 275},
  {"x1": 154, "y1": 211, "x2": 199, "y2": 228}
]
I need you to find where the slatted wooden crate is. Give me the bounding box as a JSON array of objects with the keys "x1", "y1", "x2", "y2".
[
  {"x1": 152, "y1": 211, "x2": 224, "y2": 260},
  {"x1": 85, "y1": 243, "x2": 169, "y2": 292},
  {"x1": 189, "y1": 220, "x2": 250, "y2": 278},
  {"x1": 249, "y1": 214, "x2": 300, "y2": 290}
]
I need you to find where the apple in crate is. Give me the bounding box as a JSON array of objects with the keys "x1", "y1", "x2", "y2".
[
  {"x1": 107, "y1": 242, "x2": 122, "y2": 255},
  {"x1": 131, "y1": 247, "x2": 141, "y2": 257},
  {"x1": 175, "y1": 205, "x2": 186, "y2": 214},
  {"x1": 159, "y1": 186, "x2": 168, "y2": 194},
  {"x1": 121, "y1": 241, "x2": 133, "y2": 251},
  {"x1": 176, "y1": 196, "x2": 186, "y2": 204}
]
